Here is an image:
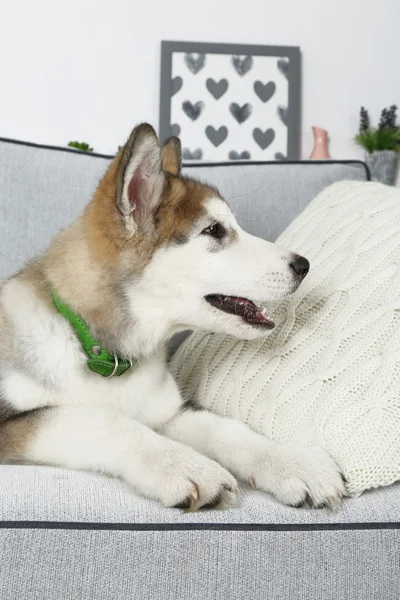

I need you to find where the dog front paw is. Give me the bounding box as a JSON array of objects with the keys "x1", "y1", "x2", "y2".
[
  {"x1": 164, "y1": 456, "x2": 238, "y2": 510},
  {"x1": 127, "y1": 445, "x2": 238, "y2": 511},
  {"x1": 250, "y1": 443, "x2": 347, "y2": 509}
]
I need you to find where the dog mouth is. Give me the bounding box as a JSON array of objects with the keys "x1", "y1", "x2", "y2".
[{"x1": 205, "y1": 294, "x2": 275, "y2": 329}]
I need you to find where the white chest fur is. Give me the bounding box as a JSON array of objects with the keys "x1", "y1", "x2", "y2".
[{"x1": 1, "y1": 279, "x2": 182, "y2": 429}]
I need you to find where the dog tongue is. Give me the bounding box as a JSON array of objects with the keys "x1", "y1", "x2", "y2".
[
  {"x1": 205, "y1": 295, "x2": 275, "y2": 329},
  {"x1": 236, "y1": 297, "x2": 275, "y2": 328}
]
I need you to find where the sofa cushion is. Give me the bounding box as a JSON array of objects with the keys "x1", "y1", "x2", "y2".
[
  {"x1": 0, "y1": 137, "x2": 368, "y2": 280},
  {"x1": 170, "y1": 181, "x2": 400, "y2": 496},
  {"x1": 1, "y1": 464, "x2": 399, "y2": 524},
  {"x1": 1, "y1": 464, "x2": 399, "y2": 600},
  {"x1": 1, "y1": 522, "x2": 399, "y2": 600}
]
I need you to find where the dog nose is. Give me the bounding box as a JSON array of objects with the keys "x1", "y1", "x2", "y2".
[{"x1": 290, "y1": 254, "x2": 310, "y2": 278}]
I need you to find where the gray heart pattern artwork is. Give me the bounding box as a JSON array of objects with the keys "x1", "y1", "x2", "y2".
[
  {"x1": 183, "y1": 148, "x2": 203, "y2": 160},
  {"x1": 206, "y1": 78, "x2": 228, "y2": 99},
  {"x1": 232, "y1": 55, "x2": 253, "y2": 76},
  {"x1": 206, "y1": 126, "x2": 228, "y2": 147},
  {"x1": 229, "y1": 103, "x2": 252, "y2": 124},
  {"x1": 171, "y1": 76, "x2": 183, "y2": 96},
  {"x1": 254, "y1": 81, "x2": 275, "y2": 103},
  {"x1": 169, "y1": 51, "x2": 292, "y2": 160},
  {"x1": 253, "y1": 128, "x2": 275, "y2": 150},
  {"x1": 182, "y1": 101, "x2": 204, "y2": 121},
  {"x1": 184, "y1": 53, "x2": 206, "y2": 75},
  {"x1": 229, "y1": 151, "x2": 251, "y2": 160}
]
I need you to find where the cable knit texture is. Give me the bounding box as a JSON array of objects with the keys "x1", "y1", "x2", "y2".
[{"x1": 170, "y1": 181, "x2": 400, "y2": 496}]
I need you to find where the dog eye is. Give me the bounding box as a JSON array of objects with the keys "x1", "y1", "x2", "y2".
[{"x1": 201, "y1": 222, "x2": 226, "y2": 239}]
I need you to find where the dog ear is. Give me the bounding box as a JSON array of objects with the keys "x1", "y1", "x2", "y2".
[
  {"x1": 116, "y1": 124, "x2": 165, "y2": 230},
  {"x1": 161, "y1": 136, "x2": 182, "y2": 176}
]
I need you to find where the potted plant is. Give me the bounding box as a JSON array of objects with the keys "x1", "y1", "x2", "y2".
[{"x1": 355, "y1": 105, "x2": 400, "y2": 185}]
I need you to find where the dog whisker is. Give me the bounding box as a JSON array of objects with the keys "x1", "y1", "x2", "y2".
[
  {"x1": 213, "y1": 210, "x2": 265, "y2": 224},
  {"x1": 225, "y1": 185, "x2": 263, "y2": 204}
]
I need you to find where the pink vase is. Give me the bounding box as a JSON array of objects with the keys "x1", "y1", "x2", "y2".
[{"x1": 309, "y1": 126, "x2": 330, "y2": 159}]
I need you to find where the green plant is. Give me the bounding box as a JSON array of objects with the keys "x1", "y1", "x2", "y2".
[
  {"x1": 67, "y1": 141, "x2": 94, "y2": 152},
  {"x1": 355, "y1": 105, "x2": 400, "y2": 153}
]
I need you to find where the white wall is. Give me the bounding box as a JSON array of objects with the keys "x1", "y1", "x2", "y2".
[{"x1": 1, "y1": 0, "x2": 399, "y2": 163}]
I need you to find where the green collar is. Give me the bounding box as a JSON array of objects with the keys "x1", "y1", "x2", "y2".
[{"x1": 51, "y1": 289, "x2": 135, "y2": 378}]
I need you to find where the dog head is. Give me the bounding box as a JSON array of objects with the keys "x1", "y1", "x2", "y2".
[{"x1": 89, "y1": 124, "x2": 309, "y2": 342}]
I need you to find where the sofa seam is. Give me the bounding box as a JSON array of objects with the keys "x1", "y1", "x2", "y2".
[{"x1": 0, "y1": 521, "x2": 398, "y2": 531}]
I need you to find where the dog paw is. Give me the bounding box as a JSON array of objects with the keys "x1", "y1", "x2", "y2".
[
  {"x1": 166, "y1": 457, "x2": 238, "y2": 511},
  {"x1": 172, "y1": 479, "x2": 236, "y2": 511},
  {"x1": 250, "y1": 443, "x2": 347, "y2": 510},
  {"x1": 128, "y1": 446, "x2": 238, "y2": 511}
]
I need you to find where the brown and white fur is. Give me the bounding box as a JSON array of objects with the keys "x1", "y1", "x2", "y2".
[{"x1": 0, "y1": 124, "x2": 346, "y2": 510}]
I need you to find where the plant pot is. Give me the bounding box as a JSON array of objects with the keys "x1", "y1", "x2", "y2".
[{"x1": 364, "y1": 150, "x2": 398, "y2": 185}]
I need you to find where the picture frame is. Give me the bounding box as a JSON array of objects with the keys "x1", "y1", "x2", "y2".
[{"x1": 159, "y1": 41, "x2": 301, "y2": 162}]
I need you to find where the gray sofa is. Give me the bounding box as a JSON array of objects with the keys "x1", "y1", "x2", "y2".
[{"x1": 0, "y1": 137, "x2": 399, "y2": 600}]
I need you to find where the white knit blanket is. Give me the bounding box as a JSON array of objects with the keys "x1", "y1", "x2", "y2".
[{"x1": 170, "y1": 181, "x2": 400, "y2": 495}]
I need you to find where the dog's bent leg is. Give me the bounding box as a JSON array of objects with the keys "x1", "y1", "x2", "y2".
[
  {"x1": 0, "y1": 407, "x2": 237, "y2": 509},
  {"x1": 164, "y1": 410, "x2": 346, "y2": 508}
]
